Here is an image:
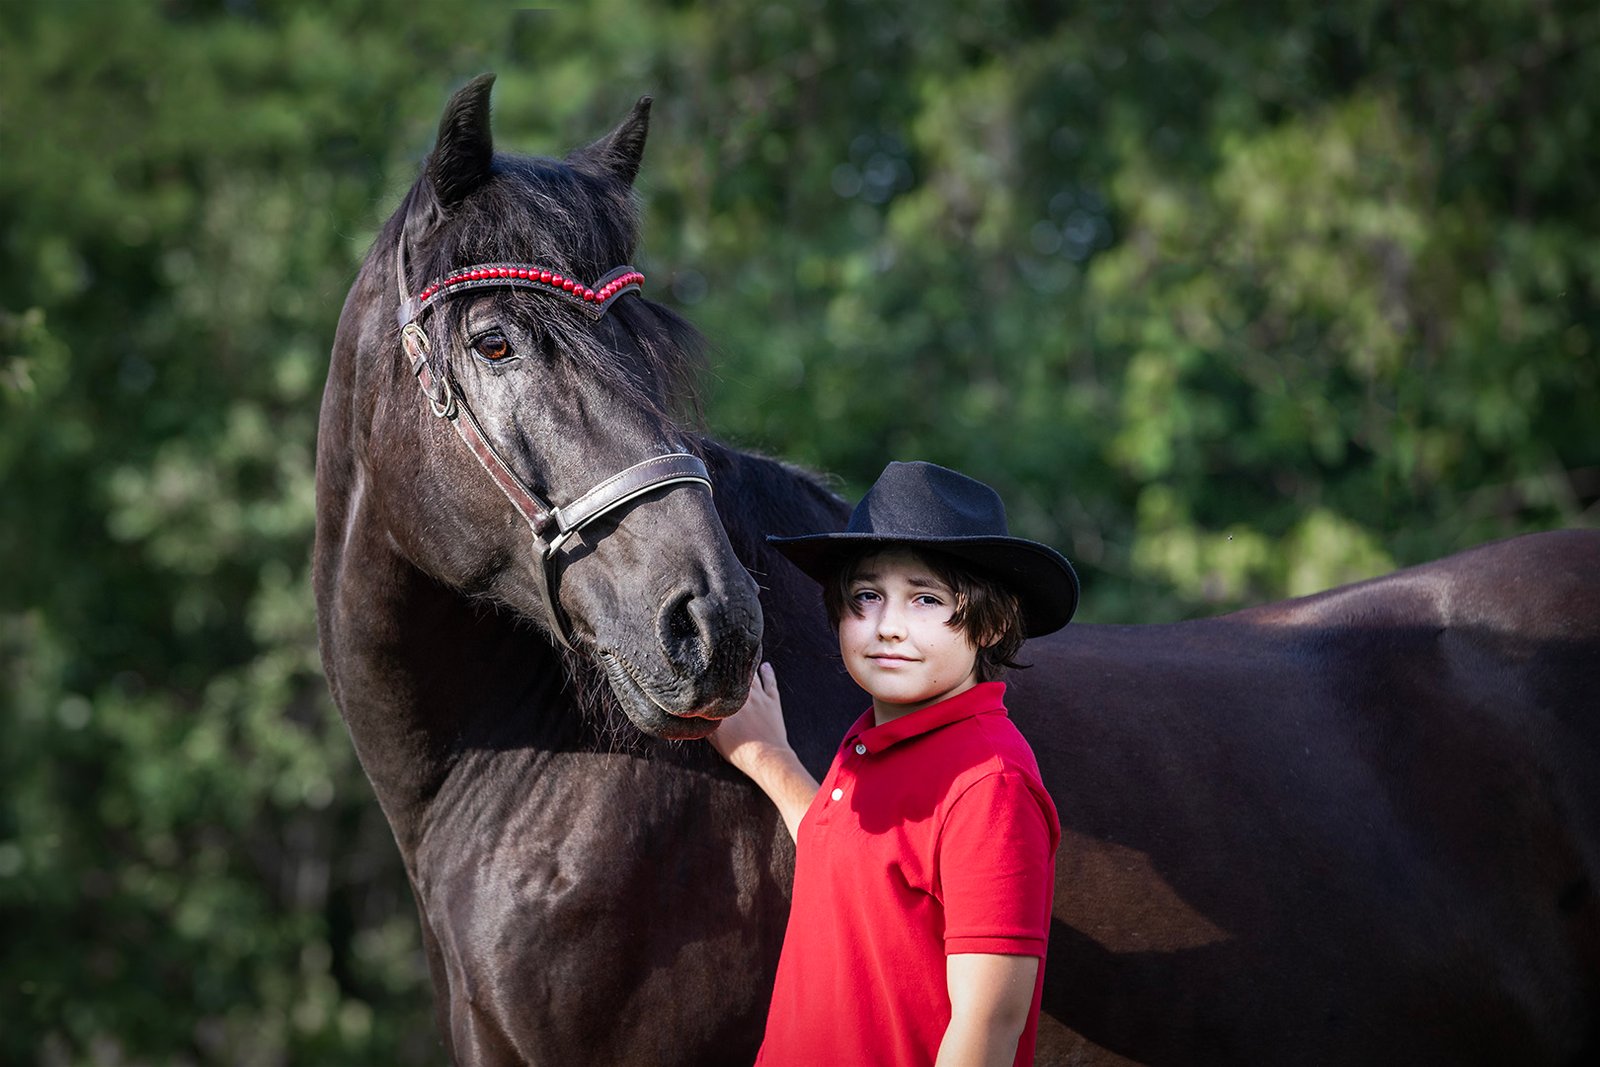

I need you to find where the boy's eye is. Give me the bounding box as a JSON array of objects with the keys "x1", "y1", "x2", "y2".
[
  {"x1": 851, "y1": 589, "x2": 880, "y2": 603},
  {"x1": 914, "y1": 594, "x2": 944, "y2": 606}
]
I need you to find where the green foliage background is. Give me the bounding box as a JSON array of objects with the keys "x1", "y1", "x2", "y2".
[{"x1": 3, "y1": 1, "x2": 1596, "y2": 1062}]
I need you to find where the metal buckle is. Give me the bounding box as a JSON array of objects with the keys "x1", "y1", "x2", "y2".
[
  {"x1": 428, "y1": 375, "x2": 458, "y2": 420},
  {"x1": 402, "y1": 322, "x2": 458, "y2": 419}
]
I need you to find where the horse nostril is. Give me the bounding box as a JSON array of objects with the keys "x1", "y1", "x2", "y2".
[{"x1": 659, "y1": 589, "x2": 711, "y2": 675}]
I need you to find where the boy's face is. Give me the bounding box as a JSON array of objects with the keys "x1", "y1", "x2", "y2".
[{"x1": 837, "y1": 548, "x2": 982, "y2": 726}]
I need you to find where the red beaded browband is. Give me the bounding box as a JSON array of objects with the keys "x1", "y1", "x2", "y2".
[{"x1": 397, "y1": 262, "x2": 645, "y2": 326}]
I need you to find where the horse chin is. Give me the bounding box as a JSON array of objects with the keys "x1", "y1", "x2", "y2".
[{"x1": 596, "y1": 650, "x2": 741, "y2": 741}]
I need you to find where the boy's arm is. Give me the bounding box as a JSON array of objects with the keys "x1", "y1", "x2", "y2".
[
  {"x1": 935, "y1": 953, "x2": 1039, "y2": 1067},
  {"x1": 708, "y1": 662, "x2": 818, "y2": 842}
]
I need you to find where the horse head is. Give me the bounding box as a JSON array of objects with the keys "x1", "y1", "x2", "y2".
[{"x1": 362, "y1": 73, "x2": 761, "y2": 739}]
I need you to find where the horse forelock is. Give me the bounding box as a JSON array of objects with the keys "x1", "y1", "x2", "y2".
[{"x1": 436, "y1": 155, "x2": 639, "y2": 279}]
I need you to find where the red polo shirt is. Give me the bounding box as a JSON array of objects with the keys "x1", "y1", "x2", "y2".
[{"x1": 757, "y1": 681, "x2": 1060, "y2": 1066}]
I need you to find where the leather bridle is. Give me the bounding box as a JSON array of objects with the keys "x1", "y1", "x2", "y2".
[{"x1": 394, "y1": 242, "x2": 713, "y2": 650}]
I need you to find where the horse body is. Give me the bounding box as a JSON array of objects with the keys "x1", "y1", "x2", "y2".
[
  {"x1": 1015, "y1": 530, "x2": 1600, "y2": 1064},
  {"x1": 316, "y1": 75, "x2": 1600, "y2": 1065}
]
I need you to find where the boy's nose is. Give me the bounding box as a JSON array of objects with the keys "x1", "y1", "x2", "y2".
[{"x1": 876, "y1": 603, "x2": 907, "y2": 639}]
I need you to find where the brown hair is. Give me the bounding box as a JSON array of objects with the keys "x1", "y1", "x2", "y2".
[{"x1": 821, "y1": 546, "x2": 1028, "y2": 682}]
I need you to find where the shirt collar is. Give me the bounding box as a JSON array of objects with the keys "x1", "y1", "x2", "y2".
[{"x1": 846, "y1": 681, "x2": 1009, "y2": 755}]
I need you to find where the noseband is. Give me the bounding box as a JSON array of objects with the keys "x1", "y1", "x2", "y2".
[{"x1": 394, "y1": 243, "x2": 713, "y2": 650}]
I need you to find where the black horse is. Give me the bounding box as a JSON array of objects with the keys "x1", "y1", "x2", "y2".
[{"x1": 315, "y1": 74, "x2": 1600, "y2": 1065}]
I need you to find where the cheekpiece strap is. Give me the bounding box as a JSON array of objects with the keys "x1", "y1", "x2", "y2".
[{"x1": 402, "y1": 261, "x2": 645, "y2": 326}]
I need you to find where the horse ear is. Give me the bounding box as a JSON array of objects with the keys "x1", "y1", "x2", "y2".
[
  {"x1": 569, "y1": 96, "x2": 652, "y2": 187},
  {"x1": 426, "y1": 72, "x2": 497, "y2": 209}
]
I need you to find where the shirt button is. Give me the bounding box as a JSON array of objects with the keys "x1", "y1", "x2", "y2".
[
  {"x1": 830, "y1": 788, "x2": 844, "y2": 801},
  {"x1": 854, "y1": 743, "x2": 867, "y2": 755}
]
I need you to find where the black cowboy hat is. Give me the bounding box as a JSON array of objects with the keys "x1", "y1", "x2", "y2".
[{"x1": 768, "y1": 461, "x2": 1080, "y2": 637}]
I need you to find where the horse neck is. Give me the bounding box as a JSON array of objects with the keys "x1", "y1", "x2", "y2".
[
  {"x1": 320, "y1": 494, "x2": 583, "y2": 834},
  {"x1": 316, "y1": 322, "x2": 583, "y2": 851}
]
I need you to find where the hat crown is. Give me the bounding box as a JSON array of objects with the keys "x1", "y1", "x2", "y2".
[
  {"x1": 765, "y1": 459, "x2": 1080, "y2": 636},
  {"x1": 847, "y1": 461, "x2": 1010, "y2": 539}
]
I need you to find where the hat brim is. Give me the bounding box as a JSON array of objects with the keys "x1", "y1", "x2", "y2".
[{"x1": 767, "y1": 532, "x2": 1079, "y2": 637}]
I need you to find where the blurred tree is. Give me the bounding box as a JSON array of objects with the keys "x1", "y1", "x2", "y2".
[
  {"x1": 0, "y1": 2, "x2": 495, "y2": 1061},
  {"x1": 656, "y1": 0, "x2": 1599, "y2": 616},
  {"x1": 2, "y1": 0, "x2": 1595, "y2": 1062}
]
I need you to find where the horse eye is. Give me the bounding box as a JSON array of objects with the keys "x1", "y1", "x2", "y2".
[{"x1": 472, "y1": 333, "x2": 512, "y2": 361}]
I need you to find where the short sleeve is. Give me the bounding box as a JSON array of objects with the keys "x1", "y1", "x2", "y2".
[{"x1": 936, "y1": 772, "x2": 1058, "y2": 956}]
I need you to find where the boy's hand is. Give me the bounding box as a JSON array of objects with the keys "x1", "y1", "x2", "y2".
[
  {"x1": 708, "y1": 663, "x2": 818, "y2": 842},
  {"x1": 709, "y1": 662, "x2": 789, "y2": 772}
]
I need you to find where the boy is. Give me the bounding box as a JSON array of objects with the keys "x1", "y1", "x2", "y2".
[{"x1": 710, "y1": 460, "x2": 1079, "y2": 1066}]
